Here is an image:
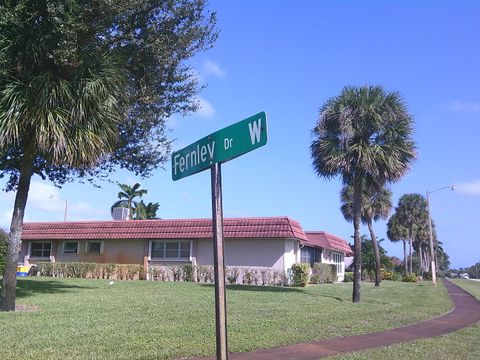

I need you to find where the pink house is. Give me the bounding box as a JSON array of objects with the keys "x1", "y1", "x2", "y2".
[{"x1": 20, "y1": 217, "x2": 353, "y2": 281}]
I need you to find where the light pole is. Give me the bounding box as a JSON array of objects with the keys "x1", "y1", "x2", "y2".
[
  {"x1": 50, "y1": 194, "x2": 68, "y2": 221},
  {"x1": 426, "y1": 185, "x2": 455, "y2": 286}
]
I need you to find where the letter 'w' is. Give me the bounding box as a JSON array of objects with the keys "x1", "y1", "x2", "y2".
[{"x1": 248, "y1": 119, "x2": 262, "y2": 145}]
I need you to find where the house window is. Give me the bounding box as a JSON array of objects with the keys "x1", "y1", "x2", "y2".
[
  {"x1": 63, "y1": 241, "x2": 78, "y2": 254},
  {"x1": 333, "y1": 252, "x2": 342, "y2": 274},
  {"x1": 87, "y1": 241, "x2": 103, "y2": 254},
  {"x1": 30, "y1": 242, "x2": 51, "y2": 258},
  {"x1": 151, "y1": 240, "x2": 190, "y2": 260},
  {"x1": 300, "y1": 246, "x2": 321, "y2": 267}
]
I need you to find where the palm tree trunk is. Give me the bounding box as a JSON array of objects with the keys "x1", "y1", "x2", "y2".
[
  {"x1": 403, "y1": 240, "x2": 408, "y2": 274},
  {"x1": 367, "y1": 219, "x2": 381, "y2": 287},
  {"x1": 409, "y1": 238, "x2": 413, "y2": 275},
  {"x1": 352, "y1": 179, "x2": 362, "y2": 303},
  {"x1": 0, "y1": 145, "x2": 35, "y2": 311},
  {"x1": 419, "y1": 245, "x2": 424, "y2": 276}
]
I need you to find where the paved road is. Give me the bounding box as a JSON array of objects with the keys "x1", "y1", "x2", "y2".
[{"x1": 191, "y1": 279, "x2": 480, "y2": 360}]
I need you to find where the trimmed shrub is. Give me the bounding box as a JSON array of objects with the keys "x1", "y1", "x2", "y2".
[
  {"x1": 226, "y1": 267, "x2": 242, "y2": 284},
  {"x1": 291, "y1": 263, "x2": 311, "y2": 287},
  {"x1": 343, "y1": 272, "x2": 354, "y2": 282},
  {"x1": 311, "y1": 263, "x2": 337, "y2": 284},
  {"x1": 35, "y1": 262, "x2": 144, "y2": 280},
  {"x1": 196, "y1": 265, "x2": 214, "y2": 283},
  {"x1": 402, "y1": 273, "x2": 417, "y2": 282},
  {"x1": 381, "y1": 270, "x2": 402, "y2": 281}
]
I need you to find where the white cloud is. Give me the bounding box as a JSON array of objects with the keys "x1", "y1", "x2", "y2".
[
  {"x1": 455, "y1": 179, "x2": 480, "y2": 196},
  {"x1": 0, "y1": 210, "x2": 12, "y2": 229},
  {"x1": 28, "y1": 181, "x2": 64, "y2": 212},
  {"x1": 448, "y1": 101, "x2": 480, "y2": 113},
  {"x1": 202, "y1": 59, "x2": 226, "y2": 79},
  {"x1": 68, "y1": 202, "x2": 109, "y2": 221},
  {"x1": 122, "y1": 176, "x2": 140, "y2": 186},
  {"x1": 196, "y1": 96, "x2": 215, "y2": 118}
]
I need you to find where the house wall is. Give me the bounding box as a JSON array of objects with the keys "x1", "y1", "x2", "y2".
[
  {"x1": 20, "y1": 237, "x2": 300, "y2": 275},
  {"x1": 21, "y1": 239, "x2": 145, "y2": 265},
  {"x1": 322, "y1": 249, "x2": 345, "y2": 282},
  {"x1": 283, "y1": 239, "x2": 297, "y2": 272},
  {"x1": 195, "y1": 238, "x2": 285, "y2": 271}
]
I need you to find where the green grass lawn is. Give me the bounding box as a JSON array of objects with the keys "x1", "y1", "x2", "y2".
[
  {"x1": 450, "y1": 279, "x2": 480, "y2": 300},
  {"x1": 0, "y1": 278, "x2": 452, "y2": 360},
  {"x1": 333, "y1": 279, "x2": 480, "y2": 360}
]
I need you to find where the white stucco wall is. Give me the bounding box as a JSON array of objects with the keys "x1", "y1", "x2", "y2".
[
  {"x1": 196, "y1": 238, "x2": 285, "y2": 271},
  {"x1": 283, "y1": 239, "x2": 297, "y2": 272}
]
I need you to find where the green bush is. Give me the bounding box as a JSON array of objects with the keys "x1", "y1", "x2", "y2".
[
  {"x1": 382, "y1": 270, "x2": 402, "y2": 281},
  {"x1": 291, "y1": 263, "x2": 311, "y2": 287},
  {"x1": 311, "y1": 263, "x2": 337, "y2": 284},
  {"x1": 402, "y1": 273, "x2": 417, "y2": 282},
  {"x1": 35, "y1": 262, "x2": 144, "y2": 280},
  {"x1": 344, "y1": 271, "x2": 354, "y2": 282}
]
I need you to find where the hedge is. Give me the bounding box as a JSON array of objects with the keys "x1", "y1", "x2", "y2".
[
  {"x1": 33, "y1": 262, "x2": 145, "y2": 280},
  {"x1": 311, "y1": 262, "x2": 337, "y2": 284},
  {"x1": 291, "y1": 263, "x2": 311, "y2": 287},
  {"x1": 30, "y1": 262, "x2": 288, "y2": 286},
  {"x1": 149, "y1": 264, "x2": 287, "y2": 286}
]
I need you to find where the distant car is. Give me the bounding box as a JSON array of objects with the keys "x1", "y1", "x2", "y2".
[{"x1": 461, "y1": 273, "x2": 470, "y2": 279}]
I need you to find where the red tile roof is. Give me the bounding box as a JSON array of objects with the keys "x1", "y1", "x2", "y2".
[
  {"x1": 304, "y1": 231, "x2": 353, "y2": 256},
  {"x1": 22, "y1": 217, "x2": 308, "y2": 241}
]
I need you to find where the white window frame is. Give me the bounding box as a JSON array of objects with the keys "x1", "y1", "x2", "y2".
[
  {"x1": 150, "y1": 240, "x2": 191, "y2": 261},
  {"x1": 63, "y1": 241, "x2": 79, "y2": 254},
  {"x1": 333, "y1": 252, "x2": 342, "y2": 274},
  {"x1": 29, "y1": 241, "x2": 52, "y2": 259},
  {"x1": 85, "y1": 240, "x2": 104, "y2": 255}
]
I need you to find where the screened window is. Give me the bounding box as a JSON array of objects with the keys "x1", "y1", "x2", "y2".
[
  {"x1": 63, "y1": 241, "x2": 78, "y2": 254},
  {"x1": 333, "y1": 252, "x2": 342, "y2": 273},
  {"x1": 30, "y1": 242, "x2": 51, "y2": 258},
  {"x1": 87, "y1": 241, "x2": 102, "y2": 254},
  {"x1": 151, "y1": 241, "x2": 190, "y2": 260},
  {"x1": 300, "y1": 246, "x2": 321, "y2": 267}
]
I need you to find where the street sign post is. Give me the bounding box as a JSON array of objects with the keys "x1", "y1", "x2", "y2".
[{"x1": 172, "y1": 112, "x2": 267, "y2": 360}]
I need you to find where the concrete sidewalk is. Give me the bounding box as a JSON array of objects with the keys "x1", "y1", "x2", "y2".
[{"x1": 193, "y1": 280, "x2": 480, "y2": 360}]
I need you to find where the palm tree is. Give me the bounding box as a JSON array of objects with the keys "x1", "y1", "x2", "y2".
[
  {"x1": 360, "y1": 235, "x2": 391, "y2": 281},
  {"x1": 387, "y1": 213, "x2": 409, "y2": 274},
  {"x1": 394, "y1": 194, "x2": 428, "y2": 275},
  {"x1": 0, "y1": 55, "x2": 124, "y2": 311},
  {"x1": 311, "y1": 85, "x2": 416, "y2": 303},
  {"x1": 135, "y1": 201, "x2": 160, "y2": 220},
  {"x1": 111, "y1": 183, "x2": 148, "y2": 220},
  {"x1": 340, "y1": 183, "x2": 392, "y2": 287}
]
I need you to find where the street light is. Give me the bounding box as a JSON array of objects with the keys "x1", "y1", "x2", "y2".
[
  {"x1": 50, "y1": 194, "x2": 68, "y2": 222},
  {"x1": 426, "y1": 185, "x2": 455, "y2": 286}
]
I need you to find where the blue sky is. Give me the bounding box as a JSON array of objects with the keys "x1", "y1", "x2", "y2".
[{"x1": 1, "y1": 1, "x2": 479, "y2": 268}]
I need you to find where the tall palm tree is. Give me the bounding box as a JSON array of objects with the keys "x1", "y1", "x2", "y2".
[
  {"x1": 0, "y1": 55, "x2": 124, "y2": 311},
  {"x1": 394, "y1": 193, "x2": 428, "y2": 275},
  {"x1": 135, "y1": 201, "x2": 160, "y2": 220},
  {"x1": 387, "y1": 213, "x2": 409, "y2": 274},
  {"x1": 311, "y1": 85, "x2": 416, "y2": 303},
  {"x1": 340, "y1": 183, "x2": 392, "y2": 287},
  {"x1": 111, "y1": 183, "x2": 148, "y2": 220}
]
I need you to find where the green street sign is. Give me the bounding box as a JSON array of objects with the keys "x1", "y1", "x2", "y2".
[{"x1": 172, "y1": 111, "x2": 267, "y2": 181}]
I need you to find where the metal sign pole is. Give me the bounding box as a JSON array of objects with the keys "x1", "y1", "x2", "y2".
[{"x1": 211, "y1": 163, "x2": 228, "y2": 359}]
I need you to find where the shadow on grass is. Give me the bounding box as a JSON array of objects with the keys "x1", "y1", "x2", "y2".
[
  {"x1": 198, "y1": 283, "x2": 305, "y2": 293},
  {"x1": 15, "y1": 278, "x2": 98, "y2": 299}
]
